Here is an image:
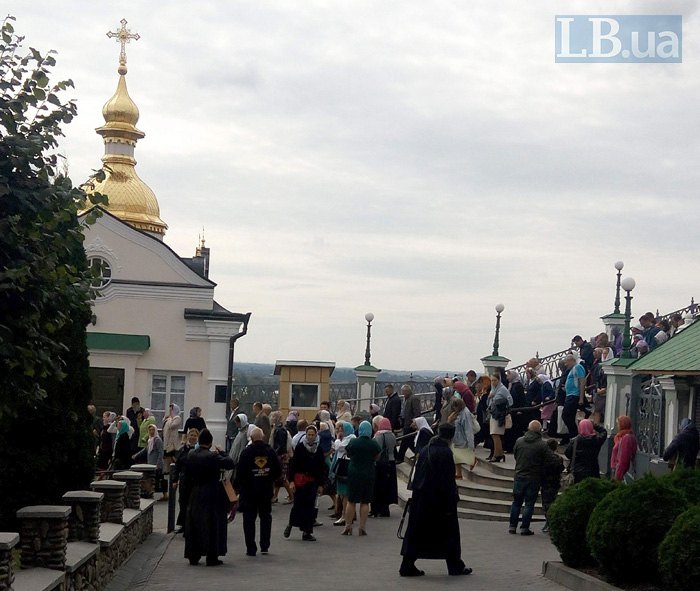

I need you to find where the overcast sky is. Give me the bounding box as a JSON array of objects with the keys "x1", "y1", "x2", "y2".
[{"x1": 10, "y1": 1, "x2": 700, "y2": 373}]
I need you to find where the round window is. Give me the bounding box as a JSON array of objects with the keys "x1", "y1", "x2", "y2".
[{"x1": 88, "y1": 257, "x2": 112, "y2": 292}]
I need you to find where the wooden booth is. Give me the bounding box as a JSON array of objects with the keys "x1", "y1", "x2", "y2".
[{"x1": 274, "y1": 360, "x2": 335, "y2": 422}]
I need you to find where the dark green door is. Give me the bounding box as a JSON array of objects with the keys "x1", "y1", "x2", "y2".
[{"x1": 89, "y1": 367, "x2": 125, "y2": 417}]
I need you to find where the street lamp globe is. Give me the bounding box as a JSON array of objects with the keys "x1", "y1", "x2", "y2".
[
  {"x1": 620, "y1": 277, "x2": 636, "y2": 292},
  {"x1": 614, "y1": 261, "x2": 624, "y2": 271},
  {"x1": 365, "y1": 312, "x2": 374, "y2": 323},
  {"x1": 495, "y1": 303, "x2": 505, "y2": 314}
]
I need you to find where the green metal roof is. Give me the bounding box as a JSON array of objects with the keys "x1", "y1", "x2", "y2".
[
  {"x1": 86, "y1": 332, "x2": 150, "y2": 352},
  {"x1": 629, "y1": 321, "x2": 700, "y2": 375}
]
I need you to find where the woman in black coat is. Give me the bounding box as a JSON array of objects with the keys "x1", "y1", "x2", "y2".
[
  {"x1": 663, "y1": 418, "x2": 699, "y2": 469},
  {"x1": 284, "y1": 425, "x2": 327, "y2": 541},
  {"x1": 565, "y1": 419, "x2": 607, "y2": 483},
  {"x1": 504, "y1": 371, "x2": 527, "y2": 454}
]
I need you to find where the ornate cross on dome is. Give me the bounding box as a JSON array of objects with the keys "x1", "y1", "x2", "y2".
[{"x1": 106, "y1": 19, "x2": 140, "y2": 74}]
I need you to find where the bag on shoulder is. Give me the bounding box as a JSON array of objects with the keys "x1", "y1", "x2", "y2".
[
  {"x1": 560, "y1": 437, "x2": 578, "y2": 490},
  {"x1": 469, "y1": 410, "x2": 481, "y2": 435}
]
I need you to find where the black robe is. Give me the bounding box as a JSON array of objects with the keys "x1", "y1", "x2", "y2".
[
  {"x1": 504, "y1": 382, "x2": 527, "y2": 453},
  {"x1": 184, "y1": 447, "x2": 235, "y2": 561},
  {"x1": 288, "y1": 441, "x2": 326, "y2": 533},
  {"x1": 401, "y1": 437, "x2": 462, "y2": 561}
]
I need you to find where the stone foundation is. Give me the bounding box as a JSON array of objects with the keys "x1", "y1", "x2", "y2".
[
  {"x1": 129, "y1": 465, "x2": 156, "y2": 499},
  {"x1": 89, "y1": 481, "x2": 125, "y2": 525},
  {"x1": 0, "y1": 533, "x2": 18, "y2": 591},
  {"x1": 16, "y1": 506, "x2": 70, "y2": 571},
  {"x1": 62, "y1": 491, "x2": 103, "y2": 544},
  {"x1": 111, "y1": 472, "x2": 142, "y2": 510}
]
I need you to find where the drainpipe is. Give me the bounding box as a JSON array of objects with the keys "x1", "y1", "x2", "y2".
[{"x1": 226, "y1": 312, "x2": 252, "y2": 415}]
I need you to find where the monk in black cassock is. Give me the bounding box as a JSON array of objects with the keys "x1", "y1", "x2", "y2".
[
  {"x1": 184, "y1": 429, "x2": 235, "y2": 566},
  {"x1": 400, "y1": 423, "x2": 472, "y2": 577}
]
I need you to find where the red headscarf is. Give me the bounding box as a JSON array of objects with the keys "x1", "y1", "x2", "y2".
[
  {"x1": 614, "y1": 415, "x2": 633, "y2": 443},
  {"x1": 376, "y1": 417, "x2": 392, "y2": 432},
  {"x1": 578, "y1": 419, "x2": 595, "y2": 436}
]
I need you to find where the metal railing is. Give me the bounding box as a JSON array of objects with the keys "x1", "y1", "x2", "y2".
[
  {"x1": 636, "y1": 377, "x2": 665, "y2": 457},
  {"x1": 509, "y1": 348, "x2": 570, "y2": 382},
  {"x1": 657, "y1": 298, "x2": 698, "y2": 323}
]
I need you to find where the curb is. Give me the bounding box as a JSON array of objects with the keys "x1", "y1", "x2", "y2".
[
  {"x1": 542, "y1": 561, "x2": 621, "y2": 591},
  {"x1": 105, "y1": 531, "x2": 174, "y2": 591}
]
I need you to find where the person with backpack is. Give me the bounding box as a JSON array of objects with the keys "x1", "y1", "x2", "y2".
[{"x1": 270, "y1": 411, "x2": 294, "y2": 504}]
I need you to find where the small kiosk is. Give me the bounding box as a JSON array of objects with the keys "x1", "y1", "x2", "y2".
[{"x1": 274, "y1": 360, "x2": 335, "y2": 422}]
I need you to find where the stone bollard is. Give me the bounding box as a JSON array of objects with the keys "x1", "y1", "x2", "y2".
[
  {"x1": 90, "y1": 480, "x2": 126, "y2": 524},
  {"x1": 130, "y1": 464, "x2": 157, "y2": 499},
  {"x1": 0, "y1": 533, "x2": 19, "y2": 591},
  {"x1": 62, "y1": 490, "x2": 103, "y2": 543},
  {"x1": 112, "y1": 471, "x2": 143, "y2": 510},
  {"x1": 16, "y1": 505, "x2": 70, "y2": 571}
]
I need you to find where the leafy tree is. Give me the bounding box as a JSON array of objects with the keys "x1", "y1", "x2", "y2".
[{"x1": 0, "y1": 16, "x2": 104, "y2": 530}]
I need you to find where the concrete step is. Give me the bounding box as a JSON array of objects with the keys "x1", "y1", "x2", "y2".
[
  {"x1": 475, "y1": 456, "x2": 517, "y2": 477},
  {"x1": 458, "y1": 494, "x2": 544, "y2": 515},
  {"x1": 464, "y1": 464, "x2": 514, "y2": 489},
  {"x1": 458, "y1": 507, "x2": 546, "y2": 523}
]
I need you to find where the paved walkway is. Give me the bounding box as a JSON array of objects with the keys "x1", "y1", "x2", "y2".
[{"x1": 115, "y1": 495, "x2": 566, "y2": 591}]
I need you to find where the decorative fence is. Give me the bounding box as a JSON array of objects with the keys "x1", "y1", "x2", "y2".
[{"x1": 636, "y1": 377, "x2": 665, "y2": 457}]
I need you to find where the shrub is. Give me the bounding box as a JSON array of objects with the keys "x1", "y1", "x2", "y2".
[
  {"x1": 548, "y1": 478, "x2": 618, "y2": 567},
  {"x1": 658, "y1": 505, "x2": 700, "y2": 591},
  {"x1": 661, "y1": 468, "x2": 700, "y2": 505},
  {"x1": 586, "y1": 474, "x2": 688, "y2": 584}
]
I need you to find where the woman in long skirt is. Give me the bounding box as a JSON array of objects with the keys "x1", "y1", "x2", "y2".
[
  {"x1": 284, "y1": 425, "x2": 327, "y2": 541},
  {"x1": 371, "y1": 417, "x2": 397, "y2": 517}
]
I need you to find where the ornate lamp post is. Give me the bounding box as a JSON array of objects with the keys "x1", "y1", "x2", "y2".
[
  {"x1": 613, "y1": 261, "x2": 624, "y2": 314},
  {"x1": 620, "y1": 277, "x2": 636, "y2": 359},
  {"x1": 492, "y1": 303, "x2": 505, "y2": 357},
  {"x1": 364, "y1": 312, "x2": 374, "y2": 366}
]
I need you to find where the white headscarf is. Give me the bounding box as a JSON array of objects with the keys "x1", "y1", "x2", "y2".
[{"x1": 413, "y1": 416, "x2": 433, "y2": 447}]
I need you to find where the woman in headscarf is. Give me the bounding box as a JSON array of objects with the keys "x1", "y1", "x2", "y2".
[
  {"x1": 97, "y1": 411, "x2": 116, "y2": 472},
  {"x1": 270, "y1": 411, "x2": 294, "y2": 504},
  {"x1": 228, "y1": 413, "x2": 250, "y2": 464},
  {"x1": 369, "y1": 403, "x2": 381, "y2": 420},
  {"x1": 448, "y1": 397, "x2": 475, "y2": 478},
  {"x1": 330, "y1": 421, "x2": 355, "y2": 524},
  {"x1": 564, "y1": 418, "x2": 607, "y2": 483},
  {"x1": 163, "y1": 403, "x2": 183, "y2": 463},
  {"x1": 504, "y1": 370, "x2": 527, "y2": 454},
  {"x1": 453, "y1": 380, "x2": 475, "y2": 413},
  {"x1": 284, "y1": 425, "x2": 327, "y2": 541},
  {"x1": 432, "y1": 376, "x2": 445, "y2": 426},
  {"x1": 538, "y1": 374, "x2": 557, "y2": 430},
  {"x1": 184, "y1": 407, "x2": 207, "y2": 434},
  {"x1": 370, "y1": 417, "x2": 398, "y2": 518},
  {"x1": 474, "y1": 375, "x2": 492, "y2": 451},
  {"x1": 110, "y1": 416, "x2": 134, "y2": 470},
  {"x1": 285, "y1": 410, "x2": 299, "y2": 436},
  {"x1": 172, "y1": 427, "x2": 200, "y2": 532},
  {"x1": 335, "y1": 400, "x2": 353, "y2": 423},
  {"x1": 663, "y1": 418, "x2": 700, "y2": 469},
  {"x1": 411, "y1": 416, "x2": 434, "y2": 456},
  {"x1": 342, "y1": 421, "x2": 381, "y2": 536},
  {"x1": 138, "y1": 408, "x2": 156, "y2": 449},
  {"x1": 318, "y1": 410, "x2": 335, "y2": 435},
  {"x1": 487, "y1": 373, "x2": 513, "y2": 463},
  {"x1": 133, "y1": 423, "x2": 166, "y2": 498},
  {"x1": 611, "y1": 416, "x2": 637, "y2": 481}
]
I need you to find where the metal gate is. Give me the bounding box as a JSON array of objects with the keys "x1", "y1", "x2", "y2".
[{"x1": 636, "y1": 377, "x2": 665, "y2": 457}]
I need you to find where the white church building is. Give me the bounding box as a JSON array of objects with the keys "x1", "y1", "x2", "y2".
[{"x1": 80, "y1": 27, "x2": 249, "y2": 443}]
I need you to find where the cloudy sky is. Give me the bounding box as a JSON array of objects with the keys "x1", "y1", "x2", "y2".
[{"x1": 10, "y1": 1, "x2": 700, "y2": 372}]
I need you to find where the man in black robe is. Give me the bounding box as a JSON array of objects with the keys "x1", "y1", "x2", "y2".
[
  {"x1": 233, "y1": 427, "x2": 281, "y2": 556},
  {"x1": 184, "y1": 429, "x2": 235, "y2": 566},
  {"x1": 400, "y1": 423, "x2": 472, "y2": 577}
]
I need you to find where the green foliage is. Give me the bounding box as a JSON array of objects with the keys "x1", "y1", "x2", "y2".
[
  {"x1": 548, "y1": 478, "x2": 619, "y2": 567},
  {"x1": 586, "y1": 474, "x2": 689, "y2": 584},
  {"x1": 658, "y1": 505, "x2": 700, "y2": 591},
  {"x1": 0, "y1": 16, "x2": 98, "y2": 530},
  {"x1": 660, "y1": 468, "x2": 700, "y2": 506}
]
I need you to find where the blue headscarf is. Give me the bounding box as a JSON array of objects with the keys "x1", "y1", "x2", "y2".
[
  {"x1": 117, "y1": 419, "x2": 130, "y2": 438},
  {"x1": 358, "y1": 420, "x2": 372, "y2": 438},
  {"x1": 680, "y1": 418, "x2": 693, "y2": 431},
  {"x1": 342, "y1": 421, "x2": 354, "y2": 437}
]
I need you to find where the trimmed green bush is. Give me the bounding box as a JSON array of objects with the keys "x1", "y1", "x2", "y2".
[
  {"x1": 661, "y1": 468, "x2": 700, "y2": 505},
  {"x1": 658, "y1": 505, "x2": 700, "y2": 591},
  {"x1": 586, "y1": 475, "x2": 689, "y2": 584},
  {"x1": 548, "y1": 478, "x2": 618, "y2": 567}
]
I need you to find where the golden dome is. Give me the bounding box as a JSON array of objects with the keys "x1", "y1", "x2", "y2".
[
  {"x1": 101, "y1": 74, "x2": 140, "y2": 129},
  {"x1": 84, "y1": 67, "x2": 167, "y2": 236}
]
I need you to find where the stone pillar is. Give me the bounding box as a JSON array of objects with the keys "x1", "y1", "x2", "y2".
[
  {"x1": 0, "y1": 533, "x2": 18, "y2": 591},
  {"x1": 354, "y1": 365, "x2": 381, "y2": 412},
  {"x1": 130, "y1": 464, "x2": 157, "y2": 499},
  {"x1": 112, "y1": 471, "x2": 143, "y2": 510},
  {"x1": 601, "y1": 313, "x2": 626, "y2": 346},
  {"x1": 480, "y1": 355, "x2": 510, "y2": 378},
  {"x1": 658, "y1": 376, "x2": 679, "y2": 447},
  {"x1": 90, "y1": 480, "x2": 126, "y2": 524},
  {"x1": 602, "y1": 361, "x2": 634, "y2": 431},
  {"x1": 16, "y1": 505, "x2": 70, "y2": 570},
  {"x1": 61, "y1": 490, "x2": 103, "y2": 543}
]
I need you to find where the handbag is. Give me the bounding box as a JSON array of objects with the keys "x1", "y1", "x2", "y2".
[
  {"x1": 560, "y1": 438, "x2": 578, "y2": 490},
  {"x1": 334, "y1": 458, "x2": 350, "y2": 479},
  {"x1": 469, "y1": 411, "x2": 481, "y2": 435}
]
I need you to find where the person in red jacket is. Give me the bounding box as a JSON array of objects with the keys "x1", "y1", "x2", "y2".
[{"x1": 611, "y1": 415, "x2": 637, "y2": 480}]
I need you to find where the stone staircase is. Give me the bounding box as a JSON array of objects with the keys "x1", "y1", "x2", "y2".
[{"x1": 397, "y1": 447, "x2": 546, "y2": 523}]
